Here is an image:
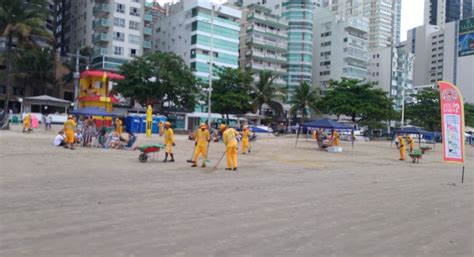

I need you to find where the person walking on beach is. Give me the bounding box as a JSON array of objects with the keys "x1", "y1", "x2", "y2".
[
  {"x1": 407, "y1": 135, "x2": 414, "y2": 153},
  {"x1": 64, "y1": 115, "x2": 76, "y2": 150},
  {"x1": 163, "y1": 121, "x2": 175, "y2": 162},
  {"x1": 44, "y1": 113, "x2": 52, "y2": 131},
  {"x1": 23, "y1": 113, "x2": 31, "y2": 133},
  {"x1": 192, "y1": 123, "x2": 210, "y2": 167},
  {"x1": 396, "y1": 133, "x2": 406, "y2": 161},
  {"x1": 241, "y1": 125, "x2": 250, "y2": 154},
  {"x1": 221, "y1": 124, "x2": 239, "y2": 171}
]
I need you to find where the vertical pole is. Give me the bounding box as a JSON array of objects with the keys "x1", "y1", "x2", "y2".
[
  {"x1": 73, "y1": 49, "x2": 80, "y2": 110},
  {"x1": 461, "y1": 166, "x2": 465, "y2": 184},
  {"x1": 207, "y1": 5, "x2": 214, "y2": 128},
  {"x1": 401, "y1": 85, "x2": 405, "y2": 126},
  {"x1": 4, "y1": 35, "x2": 13, "y2": 112}
]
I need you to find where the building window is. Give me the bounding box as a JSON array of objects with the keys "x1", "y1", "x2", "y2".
[
  {"x1": 113, "y1": 32, "x2": 124, "y2": 41},
  {"x1": 130, "y1": 7, "x2": 140, "y2": 17},
  {"x1": 129, "y1": 20, "x2": 140, "y2": 30},
  {"x1": 114, "y1": 46, "x2": 123, "y2": 55},
  {"x1": 116, "y1": 3, "x2": 125, "y2": 13},
  {"x1": 129, "y1": 34, "x2": 140, "y2": 44},
  {"x1": 114, "y1": 17, "x2": 125, "y2": 28},
  {"x1": 321, "y1": 41, "x2": 331, "y2": 47},
  {"x1": 130, "y1": 49, "x2": 137, "y2": 57}
]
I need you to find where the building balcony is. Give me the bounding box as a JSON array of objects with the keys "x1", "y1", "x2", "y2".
[
  {"x1": 92, "y1": 48, "x2": 108, "y2": 58},
  {"x1": 93, "y1": 4, "x2": 110, "y2": 17},
  {"x1": 247, "y1": 37, "x2": 287, "y2": 51},
  {"x1": 92, "y1": 33, "x2": 109, "y2": 44},
  {"x1": 144, "y1": 14, "x2": 153, "y2": 22},
  {"x1": 93, "y1": 18, "x2": 111, "y2": 31},
  {"x1": 143, "y1": 27, "x2": 152, "y2": 36},
  {"x1": 247, "y1": 13, "x2": 287, "y2": 29},
  {"x1": 143, "y1": 40, "x2": 152, "y2": 49}
]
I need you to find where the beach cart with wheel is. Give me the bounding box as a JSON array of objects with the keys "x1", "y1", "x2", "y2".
[{"x1": 136, "y1": 143, "x2": 165, "y2": 163}]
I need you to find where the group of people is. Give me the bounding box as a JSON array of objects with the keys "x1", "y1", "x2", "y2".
[
  {"x1": 395, "y1": 133, "x2": 415, "y2": 161},
  {"x1": 311, "y1": 129, "x2": 340, "y2": 149},
  {"x1": 159, "y1": 122, "x2": 252, "y2": 170},
  {"x1": 53, "y1": 116, "x2": 134, "y2": 150}
]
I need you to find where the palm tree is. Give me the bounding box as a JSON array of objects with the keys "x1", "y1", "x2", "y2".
[
  {"x1": 0, "y1": 0, "x2": 51, "y2": 109},
  {"x1": 251, "y1": 71, "x2": 285, "y2": 117},
  {"x1": 289, "y1": 81, "x2": 320, "y2": 122},
  {"x1": 14, "y1": 47, "x2": 56, "y2": 96}
]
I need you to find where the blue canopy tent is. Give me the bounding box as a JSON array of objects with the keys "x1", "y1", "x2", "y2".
[
  {"x1": 69, "y1": 107, "x2": 116, "y2": 117},
  {"x1": 295, "y1": 119, "x2": 354, "y2": 147},
  {"x1": 392, "y1": 127, "x2": 433, "y2": 147}
]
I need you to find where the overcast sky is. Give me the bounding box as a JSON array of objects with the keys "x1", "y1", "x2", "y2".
[{"x1": 153, "y1": 0, "x2": 425, "y2": 41}]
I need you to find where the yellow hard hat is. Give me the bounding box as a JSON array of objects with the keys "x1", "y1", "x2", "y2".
[
  {"x1": 220, "y1": 124, "x2": 227, "y2": 130},
  {"x1": 165, "y1": 121, "x2": 171, "y2": 127},
  {"x1": 200, "y1": 123, "x2": 206, "y2": 129},
  {"x1": 68, "y1": 115, "x2": 73, "y2": 119}
]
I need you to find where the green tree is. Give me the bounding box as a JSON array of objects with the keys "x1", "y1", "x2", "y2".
[
  {"x1": 115, "y1": 52, "x2": 198, "y2": 114},
  {"x1": 289, "y1": 81, "x2": 319, "y2": 122},
  {"x1": 211, "y1": 67, "x2": 253, "y2": 124},
  {"x1": 319, "y1": 79, "x2": 397, "y2": 126},
  {"x1": 0, "y1": 0, "x2": 52, "y2": 109},
  {"x1": 405, "y1": 88, "x2": 441, "y2": 131},
  {"x1": 250, "y1": 71, "x2": 284, "y2": 118},
  {"x1": 14, "y1": 47, "x2": 55, "y2": 95},
  {"x1": 465, "y1": 103, "x2": 474, "y2": 127}
]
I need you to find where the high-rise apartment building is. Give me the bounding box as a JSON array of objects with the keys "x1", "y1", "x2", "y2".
[
  {"x1": 313, "y1": 7, "x2": 369, "y2": 93},
  {"x1": 153, "y1": 0, "x2": 241, "y2": 81},
  {"x1": 239, "y1": 4, "x2": 288, "y2": 88},
  {"x1": 424, "y1": 0, "x2": 473, "y2": 27},
  {"x1": 59, "y1": 0, "x2": 147, "y2": 71},
  {"x1": 322, "y1": 0, "x2": 401, "y2": 49},
  {"x1": 368, "y1": 43, "x2": 415, "y2": 111},
  {"x1": 407, "y1": 17, "x2": 474, "y2": 103}
]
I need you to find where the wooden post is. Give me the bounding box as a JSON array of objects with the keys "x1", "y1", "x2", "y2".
[{"x1": 461, "y1": 166, "x2": 465, "y2": 184}]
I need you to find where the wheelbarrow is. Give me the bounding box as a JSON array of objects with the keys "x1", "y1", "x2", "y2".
[{"x1": 136, "y1": 143, "x2": 165, "y2": 163}]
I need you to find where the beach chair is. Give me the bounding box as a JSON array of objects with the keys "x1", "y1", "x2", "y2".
[{"x1": 409, "y1": 149, "x2": 423, "y2": 163}]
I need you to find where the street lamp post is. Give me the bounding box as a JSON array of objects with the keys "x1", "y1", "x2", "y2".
[
  {"x1": 207, "y1": 5, "x2": 216, "y2": 128},
  {"x1": 401, "y1": 83, "x2": 405, "y2": 126}
]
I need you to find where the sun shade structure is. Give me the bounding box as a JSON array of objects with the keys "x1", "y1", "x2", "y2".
[
  {"x1": 300, "y1": 118, "x2": 353, "y2": 130},
  {"x1": 69, "y1": 107, "x2": 116, "y2": 117},
  {"x1": 24, "y1": 95, "x2": 71, "y2": 106},
  {"x1": 392, "y1": 127, "x2": 433, "y2": 147}
]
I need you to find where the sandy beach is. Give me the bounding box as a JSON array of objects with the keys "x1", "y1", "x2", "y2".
[{"x1": 0, "y1": 125, "x2": 472, "y2": 257}]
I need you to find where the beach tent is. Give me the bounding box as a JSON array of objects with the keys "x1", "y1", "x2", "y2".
[
  {"x1": 295, "y1": 118, "x2": 354, "y2": 147},
  {"x1": 392, "y1": 127, "x2": 432, "y2": 147},
  {"x1": 69, "y1": 107, "x2": 116, "y2": 117}
]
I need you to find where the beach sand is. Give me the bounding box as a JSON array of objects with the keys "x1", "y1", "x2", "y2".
[{"x1": 0, "y1": 125, "x2": 472, "y2": 257}]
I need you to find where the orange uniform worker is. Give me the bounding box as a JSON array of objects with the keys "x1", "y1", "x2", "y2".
[
  {"x1": 63, "y1": 115, "x2": 76, "y2": 150},
  {"x1": 222, "y1": 124, "x2": 239, "y2": 170},
  {"x1": 192, "y1": 123, "x2": 210, "y2": 167},
  {"x1": 163, "y1": 121, "x2": 175, "y2": 162},
  {"x1": 159, "y1": 121, "x2": 164, "y2": 136},
  {"x1": 407, "y1": 135, "x2": 414, "y2": 153},
  {"x1": 22, "y1": 113, "x2": 31, "y2": 133},
  {"x1": 241, "y1": 125, "x2": 250, "y2": 154},
  {"x1": 116, "y1": 117, "x2": 123, "y2": 136},
  {"x1": 397, "y1": 133, "x2": 406, "y2": 161},
  {"x1": 332, "y1": 130, "x2": 340, "y2": 146},
  {"x1": 312, "y1": 130, "x2": 317, "y2": 140}
]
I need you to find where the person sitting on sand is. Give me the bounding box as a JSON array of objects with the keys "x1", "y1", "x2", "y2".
[
  {"x1": 53, "y1": 131, "x2": 66, "y2": 147},
  {"x1": 109, "y1": 132, "x2": 122, "y2": 149}
]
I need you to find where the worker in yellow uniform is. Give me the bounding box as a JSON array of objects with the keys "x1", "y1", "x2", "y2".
[
  {"x1": 397, "y1": 133, "x2": 406, "y2": 161},
  {"x1": 407, "y1": 135, "x2": 414, "y2": 153},
  {"x1": 222, "y1": 124, "x2": 239, "y2": 171},
  {"x1": 241, "y1": 125, "x2": 250, "y2": 154},
  {"x1": 159, "y1": 121, "x2": 164, "y2": 136},
  {"x1": 22, "y1": 113, "x2": 31, "y2": 133},
  {"x1": 332, "y1": 130, "x2": 340, "y2": 146},
  {"x1": 116, "y1": 117, "x2": 123, "y2": 136},
  {"x1": 64, "y1": 115, "x2": 76, "y2": 150},
  {"x1": 312, "y1": 129, "x2": 317, "y2": 140},
  {"x1": 163, "y1": 121, "x2": 175, "y2": 162},
  {"x1": 192, "y1": 123, "x2": 210, "y2": 167}
]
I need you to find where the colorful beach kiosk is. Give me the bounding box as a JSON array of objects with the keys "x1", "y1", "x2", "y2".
[{"x1": 78, "y1": 70, "x2": 125, "y2": 127}]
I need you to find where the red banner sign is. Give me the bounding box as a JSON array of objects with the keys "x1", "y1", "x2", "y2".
[{"x1": 439, "y1": 81, "x2": 465, "y2": 163}]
